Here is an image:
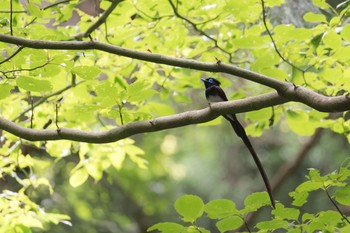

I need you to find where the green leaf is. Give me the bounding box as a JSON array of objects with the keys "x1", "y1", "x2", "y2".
[
  {"x1": 14, "y1": 225, "x2": 32, "y2": 233},
  {"x1": 303, "y1": 12, "x2": 327, "y2": 23},
  {"x1": 290, "y1": 180, "x2": 323, "y2": 206},
  {"x1": 126, "y1": 81, "x2": 157, "y2": 102},
  {"x1": 323, "y1": 31, "x2": 342, "y2": 49},
  {"x1": 27, "y1": 2, "x2": 42, "y2": 17},
  {"x1": 243, "y1": 192, "x2": 270, "y2": 212},
  {"x1": 273, "y1": 203, "x2": 300, "y2": 220},
  {"x1": 307, "y1": 210, "x2": 342, "y2": 232},
  {"x1": 148, "y1": 102, "x2": 176, "y2": 116},
  {"x1": 21, "y1": 214, "x2": 43, "y2": 228},
  {"x1": 109, "y1": 148, "x2": 126, "y2": 170},
  {"x1": 216, "y1": 216, "x2": 244, "y2": 232},
  {"x1": 0, "y1": 83, "x2": 13, "y2": 99},
  {"x1": 147, "y1": 222, "x2": 185, "y2": 233},
  {"x1": 256, "y1": 219, "x2": 289, "y2": 230},
  {"x1": 341, "y1": 24, "x2": 350, "y2": 42},
  {"x1": 232, "y1": 35, "x2": 267, "y2": 48},
  {"x1": 69, "y1": 168, "x2": 89, "y2": 187},
  {"x1": 286, "y1": 109, "x2": 315, "y2": 136},
  {"x1": 72, "y1": 66, "x2": 101, "y2": 80},
  {"x1": 307, "y1": 169, "x2": 326, "y2": 183},
  {"x1": 290, "y1": 190, "x2": 309, "y2": 207},
  {"x1": 335, "y1": 186, "x2": 350, "y2": 206},
  {"x1": 312, "y1": 0, "x2": 329, "y2": 9},
  {"x1": 174, "y1": 195, "x2": 204, "y2": 223},
  {"x1": 16, "y1": 76, "x2": 52, "y2": 92},
  {"x1": 128, "y1": 89, "x2": 157, "y2": 102},
  {"x1": 204, "y1": 199, "x2": 239, "y2": 219},
  {"x1": 260, "y1": 67, "x2": 288, "y2": 81},
  {"x1": 85, "y1": 163, "x2": 103, "y2": 182}
]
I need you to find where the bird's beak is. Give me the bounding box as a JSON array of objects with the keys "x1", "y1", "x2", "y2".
[{"x1": 200, "y1": 78, "x2": 206, "y2": 82}]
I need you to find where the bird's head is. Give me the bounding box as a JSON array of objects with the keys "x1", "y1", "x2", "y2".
[{"x1": 201, "y1": 77, "x2": 221, "y2": 88}]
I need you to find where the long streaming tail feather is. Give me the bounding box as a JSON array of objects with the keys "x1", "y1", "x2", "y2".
[{"x1": 226, "y1": 115, "x2": 275, "y2": 208}]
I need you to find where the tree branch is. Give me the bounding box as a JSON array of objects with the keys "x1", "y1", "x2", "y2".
[
  {"x1": 0, "y1": 34, "x2": 349, "y2": 112},
  {"x1": 80, "y1": 0, "x2": 124, "y2": 38},
  {"x1": 0, "y1": 92, "x2": 286, "y2": 143}
]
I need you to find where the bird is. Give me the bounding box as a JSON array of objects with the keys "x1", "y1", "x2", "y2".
[{"x1": 201, "y1": 77, "x2": 275, "y2": 208}]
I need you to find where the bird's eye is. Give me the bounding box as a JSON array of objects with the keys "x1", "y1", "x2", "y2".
[{"x1": 208, "y1": 78, "x2": 214, "y2": 83}]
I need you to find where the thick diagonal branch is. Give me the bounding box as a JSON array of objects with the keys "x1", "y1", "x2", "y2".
[
  {"x1": 0, "y1": 34, "x2": 349, "y2": 112},
  {"x1": 0, "y1": 92, "x2": 286, "y2": 143}
]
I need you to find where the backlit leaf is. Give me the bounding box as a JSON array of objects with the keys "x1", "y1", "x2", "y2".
[
  {"x1": 72, "y1": 66, "x2": 101, "y2": 80},
  {"x1": 69, "y1": 168, "x2": 89, "y2": 187},
  {"x1": 216, "y1": 216, "x2": 244, "y2": 232},
  {"x1": 16, "y1": 76, "x2": 52, "y2": 92},
  {"x1": 174, "y1": 195, "x2": 204, "y2": 223},
  {"x1": 147, "y1": 222, "x2": 185, "y2": 233},
  {"x1": 303, "y1": 12, "x2": 327, "y2": 23},
  {"x1": 204, "y1": 199, "x2": 238, "y2": 219},
  {"x1": 335, "y1": 186, "x2": 350, "y2": 206},
  {"x1": 0, "y1": 83, "x2": 13, "y2": 99}
]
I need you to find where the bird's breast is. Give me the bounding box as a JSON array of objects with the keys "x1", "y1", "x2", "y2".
[{"x1": 207, "y1": 94, "x2": 225, "y2": 103}]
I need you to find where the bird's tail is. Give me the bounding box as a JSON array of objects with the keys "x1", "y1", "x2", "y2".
[{"x1": 226, "y1": 116, "x2": 275, "y2": 208}]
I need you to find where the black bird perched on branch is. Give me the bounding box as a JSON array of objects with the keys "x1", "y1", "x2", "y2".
[{"x1": 201, "y1": 77, "x2": 275, "y2": 208}]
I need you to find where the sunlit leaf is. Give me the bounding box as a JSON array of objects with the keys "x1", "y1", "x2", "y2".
[
  {"x1": 27, "y1": 2, "x2": 42, "y2": 17},
  {"x1": 174, "y1": 195, "x2": 204, "y2": 223},
  {"x1": 256, "y1": 219, "x2": 289, "y2": 231},
  {"x1": 69, "y1": 168, "x2": 89, "y2": 187},
  {"x1": 216, "y1": 216, "x2": 244, "y2": 232},
  {"x1": 204, "y1": 199, "x2": 238, "y2": 219},
  {"x1": 147, "y1": 222, "x2": 186, "y2": 233},
  {"x1": 335, "y1": 186, "x2": 350, "y2": 206},
  {"x1": 303, "y1": 12, "x2": 327, "y2": 23},
  {"x1": 243, "y1": 192, "x2": 270, "y2": 212},
  {"x1": 0, "y1": 83, "x2": 13, "y2": 99},
  {"x1": 16, "y1": 76, "x2": 52, "y2": 92},
  {"x1": 341, "y1": 24, "x2": 350, "y2": 42},
  {"x1": 273, "y1": 203, "x2": 300, "y2": 220},
  {"x1": 323, "y1": 31, "x2": 342, "y2": 49},
  {"x1": 72, "y1": 66, "x2": 101, "y2": 80}
]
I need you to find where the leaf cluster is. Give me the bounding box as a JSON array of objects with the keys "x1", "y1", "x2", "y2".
[{"x1": 149, "y1": 162, "x2": 350, "y2": 233}]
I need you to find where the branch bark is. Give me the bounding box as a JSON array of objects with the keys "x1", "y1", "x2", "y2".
[{"x1": 1, "y1": 92, "x2": 286, "y2": 143}]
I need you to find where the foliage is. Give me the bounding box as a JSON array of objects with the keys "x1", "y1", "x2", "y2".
[
  {"x1": 149, "y1": 163, "x2": 350, "y2": 233},
  {"x1": 0, "y1": 0, "x2": 349, "y2": 232}
]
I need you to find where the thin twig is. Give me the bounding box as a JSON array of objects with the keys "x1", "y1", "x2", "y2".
[
  {"x1": 118, "y1": 103, "x2": 124, "y2": 125},
  {"x1": 324, "y1": 185, "x2": 350, "y2": 224},
  {"x1": 12, "y1": 81, "x2": 84, "y2": 122},
  {"x1": 55, "y1": 103, "x2": 60, "y2": 129},
  {"x1": 30, "y1": 97, "x2": 34, "y2": 128},
  {"x1": 42, "y1": 0, "x2": 71, "y2": 11},
  {"x1": 9, "y1": 0, "x2": 13, "y2": 35},
  {"x1": 2, "y1": 59, "x2": 51, "y2": 76},
  {"x1": 24, "y1": 0, "x2": 73, "y2": 28},
  {"x1": 243, "y1": 218, "x2": 252, "y2": 233},
  {"x1": 268, "y1": 106, "x2": 275, "y2": 127},
  {"x1": 260, "y1": 0, "x2": 304, "y2": 72},
  {"x1": 260, "y1": 0, "x2": 313, "y2": 86},
  {"x1": 0, "y1": 46, "x2": 24, "y2": 65},
  {"x1": 167, "y1": 0, "x2": 233, "y2": 62},
  {"x1": 81, "y1": 0, "x2": 124, "y2": 38}
]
